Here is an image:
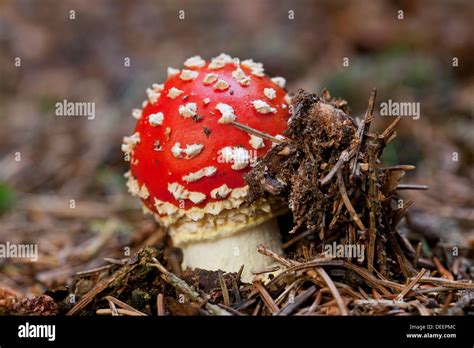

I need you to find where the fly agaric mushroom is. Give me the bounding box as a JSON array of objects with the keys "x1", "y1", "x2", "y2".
[{"x1": 123, "y1": 53, "x2": 291, "y2": 282}]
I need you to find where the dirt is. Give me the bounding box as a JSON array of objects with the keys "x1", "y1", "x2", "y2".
[
  {"x1": 246, "y1": 88, "x2": 356, "y2": 237},
  {"x1": 246, "y1": 88, "x2": 421, "y2": 280}
]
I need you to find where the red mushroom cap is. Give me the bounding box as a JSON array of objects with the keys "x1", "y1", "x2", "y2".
[{"x1": 123, "y1": 54, "x2": 290, "y2": 231}]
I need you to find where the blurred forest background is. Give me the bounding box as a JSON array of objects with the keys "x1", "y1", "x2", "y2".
[{"x1": 0, "y1": 0, "x2": 473, "y2": 296}]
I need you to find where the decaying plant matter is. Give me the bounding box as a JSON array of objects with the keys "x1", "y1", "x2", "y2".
[{"x1": 247, "y1": 88, "x2": 421, "y2": 280}]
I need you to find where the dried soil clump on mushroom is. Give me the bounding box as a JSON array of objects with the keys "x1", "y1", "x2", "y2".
[
  {"x1": 247, "y1": 88, "x2": 417, "y2": 280},
  {"x1": 246, "y1": 89, "x2": 355, "y2": 237}
]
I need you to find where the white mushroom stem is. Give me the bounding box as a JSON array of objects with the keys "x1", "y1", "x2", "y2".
[{"x1": 180, "y1": 218, "x2": 283, "y2": 283}]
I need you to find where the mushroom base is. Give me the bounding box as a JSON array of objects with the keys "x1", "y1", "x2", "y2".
[{"x1": 179, "y1": 218, "x2": 283, "y2": 283}]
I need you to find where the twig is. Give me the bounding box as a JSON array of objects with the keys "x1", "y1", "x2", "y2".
[
  {"x1": 254, "y1": 281, "x2": 279, "y2": 314},
  {"x1": 218, "y1": 271, "x2": 230, "y2": 307},
  {"x1": 380, "y1": 116, "x2": 402, "y2": 144},
  {"x1": 277, "y1": 286, "x2": 317, "y2": 316},
  {"x1": 149, "y1": 258, "x2": 231, "y2": 316},
  {"x1": 67, "y1": 263, "x2": 137, "y2": 316},
  {"x1": 314, "y1": 267, "x2": 349, "y2": 315},
  {"x1": 282, "y1": 230, "x2": 312, "y2": 249},
  {"x1": 409, "y1": 301, "x2": 432, "y2": 316},
  {"x1": 74, "y1": 264, "x2": 114, "y2": 277},
  {"x1": 157, "y1": 293, "x2": 164, "y2": 316},
  {"x1": 396, "y1": 184, "x2": 429, "y2": 190},
  {"x1": 414, "y1": 277, "x2": 474, "y2": 289},
  {"x1": 385, "y1": 224, "x2": 416, "y2": 278},
  {"x1": 414, "y1": 286, "x2": 462, "y2": 294},
  {"x1": 274, "y1": 281, "x2": 299, "y2": 306},
  {"x1": 232, "y1": 278, "x2": 241, "y2": 304},
  {"x1": 257, "y1": 244, "x2": 294, "y2": 268},
  {"x1": 108, "y1": 299, "x2": 119, "y2": 316},
  {"x1": 252, "y1": 301, "x2": 262, "y2": 316},
  {"x1": 364, "y1": 88, "x2": 377, "y2": 131},
  {"x1": 367, "y1": 141, "x2": 378, "y2": 273},
  {"x1": 103, "y1": 257, "x2": 128, "y2": 265},
  {"x1": 320, "y1": 149, "x2": 356, "y2": 186},
  {"x1": 257, "y1": 245, "x2": 397, "y2": 294},
  {"x1": 251, "y1": 266, "x2": 281, "y2": 275},
  {"x1": 96, "y1": 308, "x2": 144, "y2": 316},
  {"x1": 433, "y1": 257, "x2": 454, "y2": 280},
  {"x1": 230, "y1": 121, "x2": 287, "y2": 143},
  {"x1": 381, "y1": 165, "x2": 416, "y2": 171},
  {"x1": 306, "y1": 290, "x2": 323, "y2": 314},
  {"x1": 350, "y1": 88, "x2": 376, "y2": 176},
  {"x1": 337, "y1": 168, "x2": 366, "y2": 231},
  {"x1": 396, "y1": 268, "x2": 426, "y2": 301},
  {"x1": 105, "y1": 296, "x2": 147, "y2": 316},
  {"x1": 217, "y1": 304, "x2": 246, "y2": 316},
  {"x1": 290, "y1": 259, "x2": 402, "y2": 293},
  {"x1": 234, "y1": 298, "x2": 257, "y2": 311}
]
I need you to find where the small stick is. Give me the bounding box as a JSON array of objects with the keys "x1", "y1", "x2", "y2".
[
  {"x1": 350, "y1": 88, "x2": 376, "y2": 176},
  {"x1": 396, "y1": 268, "x2": 426, "y2": 301},
  {"x1": 232, "y1": 278, "x2": 241, "y2": 304},
  {"x1": 282, "y1": 230, "x2": 312, "y2": 249},
  {"x1": 103, "y1": 257, "x2": 128, "y2": 265},
  {"x1": 337, "y1": 169, "x2": 366, "y2": 231},
  {"x1": 364, "y1": 88, "x2": 377, "y2": 130},
  {"x1": 314, "y1": 267, "x2": 349, "y2": 315},
  {"x1": 440, "y1": 292, "x2": 454, "y2": 315},
  {"x1": 218, "y1": 271, "x2": 231, "y2": 307},
  {"x1": 307, "y1": 291, "x2": 322, "y2": 314},
  {"x1": 75, "y1": 264, "x2": 114, "y2": 277},
  {"x1": 96, "y1": 308, "x2": 144, "y2": 316},
  {"x1": 277, "y1": 286, "x2": 317, "y2": 316},
  {"x1": 292, "y1": 259, "x2": 401, "y2": 293},
  {"x1": 234, "y1": 298, "x2": 257, "y2": 311},
  {"x1": 237, "y1": 265, "x2": 244, "y2": 284},
  {"x1": 230, "y1": 121, "x2": 287, "y2": 143},
  {"x1": 396, "y1": 184, "x2": 429, "y2": 190},
  {"x1": 320, "y1": 149, "x2": 355, "y2": 186},
  {"x1": 257, "y1": 244, "x2": 294, "y2": 268},
  {"x1": 67, "y1": 269, "x2": 125, "y2": 316},
  {"x1": 251, "y1": 266, "x2": 280, "y2": 275},
  {"x1": 252, "y1": 300, "x2": 262, "y2": 316},
  {"x1": 414, "y1": 277, "x2": 474, "y2": 290},
  {"x1": 274, "y1": 281, "x2": 299, "y2": 305},
  {"x1": 381, "y1": 165, "x2": 416, "y2": 171},
  {"x1": 367, "y1": 141, "x2": 378, "y2": 273},
  {"x1": 108, "y1": 299, "x2": 119, "y2": 316},
  {"x1": 380, "y1": 116, "x2": 402, "y2": 144},
  {"x1": 254, "y1": 281, "x2": 279, "y2": 314},
  {"x1": 258, "y1": 246, "x2": 401, "y2": 294},
  {"x1": 414, "y1": 286, "x2": 458, "y2": 295},
  {"x1": 149, "y1": 258, "x2": 231, "y2": 316},
  {"x1": 217, "y1": 304, "x2": 246, "y2": 316},
  {"x1": 410, "y1": 301, "x2": 432, "y2": 316},
  {"x1": 157, "y1": 293, "x2": 164, "y2": 316},
  {"x1": 105, "y1": 296, "x2": 147, "y2": 316},
  {"x1": 433, "y1": 257, "x2": 454, "y2": 280}
]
